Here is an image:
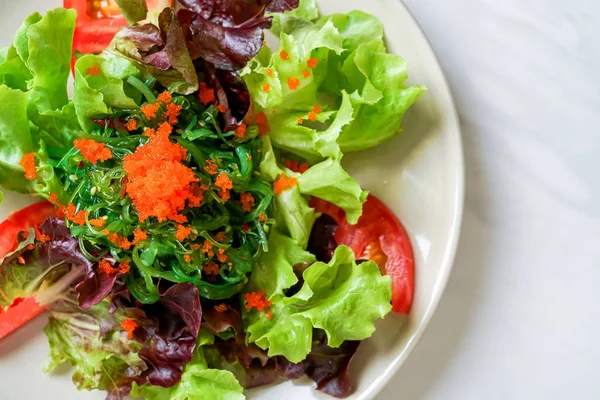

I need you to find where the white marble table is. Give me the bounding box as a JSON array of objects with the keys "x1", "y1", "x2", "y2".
[{"x1": 378, "y1": 1, "x2": 600, "y2": 399}]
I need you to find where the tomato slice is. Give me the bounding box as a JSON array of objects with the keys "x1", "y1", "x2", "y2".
[
  {"x1": 0, "y1": 201, "x2": 56, "y2": 258},
  {"x1": 0, "y1": 201, "x2": 56, "y2": 339},
  {"x1": 64, "y1": 0, "x2": 174, "y2": 55},
  {"x1": 311, "y1": 195, "x2": 415, "y2": 314}
]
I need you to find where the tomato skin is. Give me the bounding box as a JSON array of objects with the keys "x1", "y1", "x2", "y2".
[
  {"x1": 0, "y1": 298, "x2": 45, "y2": 339},
  {"x1": 0, "y1": 201, "x2": 56, "y2": 339},
  {"x1": 312, "y1": 195, "x2": 415, "y2": 314},
  {"x1": 0, "y1": 201, "x2": 56, "y2": 258}
]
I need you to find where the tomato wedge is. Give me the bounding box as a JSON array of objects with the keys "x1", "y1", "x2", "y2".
[
  {"x1": 0, "y1": 201, "x2": 56, "y2": 339},
  {"x1": 311, "y1": 195, "x2": 415, "y2": 314}
]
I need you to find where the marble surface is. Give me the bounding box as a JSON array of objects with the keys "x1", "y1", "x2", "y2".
[{"x1": 378, "y1": 1, "x2": 600, "y2": 399}]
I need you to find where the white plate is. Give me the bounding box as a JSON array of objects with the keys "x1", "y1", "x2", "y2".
[{"x1": 0, "y1": 0, "x2": 464, "y2": 399}]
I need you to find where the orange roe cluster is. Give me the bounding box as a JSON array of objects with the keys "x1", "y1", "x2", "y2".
[
  {"x1": 234, "y1": 123, "x2": 247, "y2": 139},
  {"x1": 266, "y1": 68, "x2": 274, "y2": 77},
  {"x1": 302, "y1": 70, "x2": 311, "y2": 78},
  {"x1": 89, "y1": 217, "x2": 106, "y2": 227},
  {"x1": 217, "y1": 248, "x2": 228, "y2": 263},
  {"x1": 125, "y1": 118, "x2": 138, "y2": 131},
  {"x1": 141, "y1": 103, "x2": 160, "y2": 119},
  {"x1": 157, "y1": 90, "x2": 173, "y2": 105},
  {"x1": 98, "y1": 259, "x2": 130, "y2": 276},
  {"x1": 284, "y1": 160, "x2": 309, "y2": 173},
  {"x1": 307, "y1": 57, "x2": 319, "y2": 69},
  {"x1": 245, "y1": 291, "x2": 272, "y2": 312},
  {"x1": 199, "y1": 83, "x2": 216, "y2": 105},
  {"x1": 287, "y1": 78, "x2": 300, "y2": 90},
  {"x1": 202, "y1": 240, "x2": 214, "y2": 257},
  {"x1": 204, "y1": 159, "x2": 218, "y2": 175},
  {"x1": 240, "y1": 192, "x2": 255, "y2": 212},
  {"x1": 183, "y1": 254, "x2": 193, "y2": 262},
  {"x1": 175, "y1": 224, "x2": 192, "y2": 241},
  {"x1": 215, "y1": 172, "x2": 233, "y2": 202},
  {"x1": 307, "y1": 104, "x2": 322, "y2": 122},
  {"x1": 273, "y1": 175, "x2": 298, "y2": 195},
  {"x1": 133, "y1": 228, "x2": 148, "y2": 245},
  {"x1": 214, "y1": 304, "x2": 228, "y2": 313},
  {"x1": 217, "y1": 104, "x2": 226, "y2": 113},
  {"x1": 37, "y1": 233, "x2": 51, "y2": 243},
  {"x1": 19, "y1": 153, "x2": 36, "y2": 180},
  {"x1": 165, "y1": 103, "x2": 182, "y2": 125},
  {"x1": 262, "y1": 83, "x2": 271, "y2": 93},
  {"x1": 280, "y1": 50, "x2": 290, "y2": 60},
  {"x1": 256, "y1": 112, "x2": 270, "y2": 135},
  {"x1": 120, "y1": 318, "x2": 138, "y2": 340},
  {"x1": 86, "y1": 64, "x2": 101, "y2": 76},
  {"x1": 107, "y1": 232, "x2": 132, "y2": 250},
  {"x1": 204, "y1": 261, "x2": 220, "y2": 275},
  {"x1": 65, "y1": 203, "x2": 89, "y2": 226},
  {"x1": 215, "y1": 231, "x2": 227, "y2": 242},
  {"x1": 74, "y1": 139, "x2": 112, "y2": 165},
  {"x1": 123, "y1": 128, "x2": 199, "y2": 223}
]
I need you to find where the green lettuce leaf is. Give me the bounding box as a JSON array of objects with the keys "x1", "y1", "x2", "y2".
[
  {"x1": 0, "y1": 46, "x2": 31, "y2": 91},
  {"x1": 115, "y1": 0, "x2": 148, "y2": 25},
  {"x1": 247, "y1": 228, "x2": 315, "y2": 300},
  {"x1": 270, "y1": 0, "x2": 320, "y2": 36},
  {"x1": 245, "y1": 246, "x2": 392, "y2": 363},
  {"x1": 73, "y1": 54, "x2": 141, "y2": 131},
  {"x1": 297, "y1": 157, "x2": 368, "y2": 224},
  {"x1": 0, "y1": 85, "x2": 35, "y2": 193}
]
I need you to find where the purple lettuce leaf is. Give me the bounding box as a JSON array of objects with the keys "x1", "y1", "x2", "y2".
[{"x1": 44, "y1": 282, "x2": 203, "y2": 400}]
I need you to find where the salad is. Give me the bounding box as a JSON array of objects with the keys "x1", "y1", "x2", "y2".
[{"x1": 0, "y1": 0, "x2": 424, "y2": 399}]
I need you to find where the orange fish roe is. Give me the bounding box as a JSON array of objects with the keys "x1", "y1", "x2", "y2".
[
  {"x1": 74, "y1": 139, "x2": 112, "y2": 165},
  {"x1": 273, "y1": 175, "x2": 298, "y2": 195},
  {"x1": 262, "y1": 40, "x2": 267, "y2": 46},
  {"x1": 190, "y1": 243, "x2": 202, "y2": 251},
  {"x1": 183, "y1": 254, "x2": 193, "y2": 263},
  {"x1": 86, "y1": 64, "x2": 101, "y2": 76},
  {"x1": 307, "y1": 57, "x2": 319, "y2": 69},
  {"x1": 245, "y1": 291, "x2": 272, "y2": 312},
  {"x1": 123, "y1": 128, "x2": 198, "y2": 223},
  {"x1": 157, "y1": 122, "x2": 173, "y2": 136},
  {"x1": 307, "y1": 104, "x2": 322, "y2": 122},
  {"x1": 89, "y1": 217, "x2": 106, "y2": 227},
  {"x1": 262, "y1": 83, "x2": 270, "y2": 93},
  {"x1": 107, "y1": 233, "x2": 132, "y2": 250},
  {"x1": 302, "y1": 70, "x2": 310, "y2": 78},
  {"x1": 214, "y1": 304, "x2": 228, "y2": 313},
  {"x1": 98, "y1": 259, "x2": 115, "y2": 275},
  {"x1": 258, "y1": 213, "x2": 267, "y2": 222},
  {"x1": 27, "y1": 244, "x2": 35, "y2": 251},
  {"x1": 266, "y1": 311, "x2": 274, "y2": 320},
  {"x1": 141, "y1": 103, "x2": 160, "y2": 119},
  {"x1": 204, "y1": 261, "x2": 220, "y2": 275},
  {"x1": 240, "y1": 192, "x2": 255, "y2": 212},
  {"x1": 234, "y1": 123, "x2": 247, "y2": 139},
  {"x1": 279, "y1": 50, "x2": 290, "y2": 60},
  {"x1": 37, "y1": 233, "x2": 51, "y2": 243},
  {"x1": 202, "y1": 240, "x2": 214, "y2": 257},
  {"x1": 120, "y1": 318, "x2": 138, "y2": 340},
  {"x1": 199, "y1": 82, "x2": 216, "y2": 105},
  {"x1": 125, "y1": 118, "x2": 137, "y2": 131},
  {"x1": 266, "y1": 68, "x2": 274, "y2": 77},
  {"x1": 204, "y1": 159, "x2": 218, "y2": 175},
  {"x1": 49, "y1": 193, "x2": 59, "y2": 205},
  {"x1": 117, "y1": 260, "x2": 131, "y2": 275},
  {"x1": 217, "y1": 248, "x2": 228, "y2": 263},
  {"x1": 143, "y1": 127, "x2": 156, "y2": 137},
  {"x1": 17, "y1": 256, "x2": 25, "y2": 265},
  {"x1": 133, "y1": 228, "x2": 148, "y2": 245},
  {"x1": 19, "y1": 153, "x2": 36, "y2": 180},
  {"x1": 215, "y1": 172, "x2": 233, "y2": 202},
  {"x1": 216, "y1": 104, "x2": 226, "y2": 113},
  {"x1": 175, "y1": 224, "x2": 192, "y2": 241},
  {"x1": 247, "y1": 154, "x2": 252, "y2": 161},
  {"x1": 287, "y1": 78, "x2": 300, "y2": 90},
  {"x1": 256, "y1": 112, "x2": 270, "y2": 135},
  {"x1": 215, "y1": 231, "x2": 227, "y2": 242},
  {"x1": 188, "y1": 183, "x2": 208, "y2": 208},
  {"x1": 296, "y1": 117, "x2": 303, "y2": 124},
  {"x1": 165, "y1": 103, "x2": 183, "y2": 125},
  {"x1": 284, "y1": 160, "x2": 309, "y2": 173},
  {"x1": 157, "y1": 90, "x2": 173, "y2": 105},
  {"x1": 65, "y1": 203, "x2": 89, "y2": 226}
]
